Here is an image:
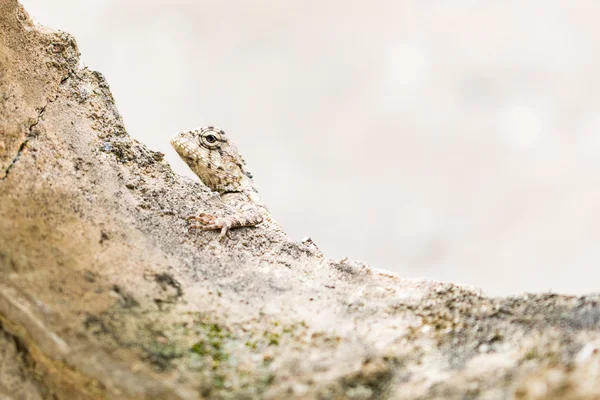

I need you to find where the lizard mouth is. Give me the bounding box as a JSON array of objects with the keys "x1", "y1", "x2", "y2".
[
  {"x1": 170, "y1": 136, "x2": 189, "y2": 155},
  {"x1": 169, "y1": 135, "x2": 184, "y2": 147}
]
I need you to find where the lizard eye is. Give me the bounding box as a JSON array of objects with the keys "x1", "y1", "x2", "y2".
[
  {"x1": 205, "y1": 135, "x2": 217, "y2": 143},
  {"x1": 199, "y1": 127, "x2": 224, "y2": 149}
]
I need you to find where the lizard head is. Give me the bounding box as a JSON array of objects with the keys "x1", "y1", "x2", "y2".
[{"x1": 170, "y1": 126, "x2": 254, "y2": 193}]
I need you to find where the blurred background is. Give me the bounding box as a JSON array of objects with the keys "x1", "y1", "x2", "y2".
[{"x1": 19, "y1": 0, "x2": 600, "y2": 296}]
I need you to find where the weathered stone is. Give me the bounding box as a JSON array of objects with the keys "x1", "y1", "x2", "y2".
[{"x1": 1, "y1": 1, "x2": 600, "y2": 399}]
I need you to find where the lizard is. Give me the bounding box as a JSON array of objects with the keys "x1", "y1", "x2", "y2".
[{"x1": 170, "y1": 126, "x2": 282, "y2": 239}]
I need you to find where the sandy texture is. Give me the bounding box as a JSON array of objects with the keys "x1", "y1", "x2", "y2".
[{"x1": 2, "y1": 1, "x2": 600, "y2": 399}]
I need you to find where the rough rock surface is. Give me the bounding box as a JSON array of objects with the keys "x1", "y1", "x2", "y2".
[{"x1": 1, "y1": 2, "x2": 600, "y2": 399}]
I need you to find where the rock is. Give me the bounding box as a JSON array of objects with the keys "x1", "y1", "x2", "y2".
[{"x1": 1, "y1": 1, "x2": 600, "y2": 399}]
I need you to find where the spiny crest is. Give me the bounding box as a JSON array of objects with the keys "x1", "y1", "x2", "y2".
[{"x1": 170, "y1": 126, "x2": 254, "y2": 193}]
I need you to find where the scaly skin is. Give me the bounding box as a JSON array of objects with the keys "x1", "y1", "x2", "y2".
[{"x1": 171, "y1": 126, "x2": 280, "y2": 238}]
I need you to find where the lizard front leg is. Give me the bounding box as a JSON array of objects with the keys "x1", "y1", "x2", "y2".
[{"x1": 188, "y1": 193, "x2": 264, "y2": 239}]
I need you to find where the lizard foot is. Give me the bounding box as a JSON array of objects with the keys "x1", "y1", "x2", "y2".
[{"x1": 188, "y1": 214, "x2": 232, "y2": 239}]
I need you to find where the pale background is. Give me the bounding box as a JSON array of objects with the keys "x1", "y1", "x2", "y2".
[{"x1": 19, "y1": 0, "x2": 600, "y2": 296}]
